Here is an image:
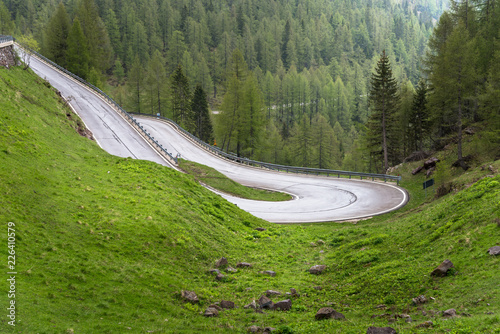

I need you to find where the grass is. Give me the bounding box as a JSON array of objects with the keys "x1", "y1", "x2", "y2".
[
  {"x1": 179, "y1": 159, "x2": 292, "y2": 202},
  {"x1": 0, "y1": 66, "x2": 499, "y2": 333}
]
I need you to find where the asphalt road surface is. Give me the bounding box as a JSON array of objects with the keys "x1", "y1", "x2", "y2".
[{"x1": 26, "y1": 50, "x2": 408, "y2": 223}]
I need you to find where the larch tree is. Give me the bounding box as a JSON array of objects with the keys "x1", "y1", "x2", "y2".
[
  {"x1": 127, "y1": 56, "x2": 145, "y2": 114},
  {"x1": 367, "y1": 50, "x2": 400, "y2": 173}
]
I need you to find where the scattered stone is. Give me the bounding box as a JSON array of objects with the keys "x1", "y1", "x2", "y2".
[
  {"x1": 371, "y1": 314, "x2": 391, "y2": 319},
  {"x1": 255, "y1": 228, "x2": 267, "y2": 231},
  {"x1": 366, "y1": 327, "x2": 397, "y2": 334},
  {"x1": 443, "y1": 309, "x2": 456, "y2": 317},
  {"x1": 215, "y1": 273, "x2": 226, "y2": 281},
  {"x1": 265, "y1": 290, "x2": 281, "y2": 297},
  {"x1": 237, "y1": 262, "x2": 252, "y2": 268},
  {"x1": 488, "y1": 246, "x2": 500, "y2": 255},
  {"x1": 412, "y1": 166, "x2": 424, "y2": 175},
  {"x1": 310, "y1": 242, "x2": 317, "y2": 247},
  {"x1": 313, "y1": 286, "x2": 322, "y2": 290},
  {"x1": 203, "y1": 307, "x2": 218, "y2": 317},
  {"x1": 226, "y1": 266, "x2": 238, "y2": 273},
  {"x1": 215, "y1": 257, "x2": 228, "y2": 268},
  {"x1": 273, "y1": 299, "x2": 292, "y2": 311},
  {"x1": 319, "y1": 250, "x2": 324, "y2": 253},
  {"x1": 375, "y1": 304, "x2": 387, "y2": 309},
  {"x1": 263, "y1": 327, "x2": 276, "y2": 333},
  {"x1": 244, "y1": 300, "x2": 257, "y2": 309},
  {"x1": 426, "y1": 167, "x2": 435, "y2": 177},
  {"x1": 246, "y1": 287, "x2": 252, "y2": 291},
  {"x1": 412, "y1": 295, "x2": 427, "y2": 305},
  {"x1": 464, "y1": 127, "x2": 475, "y2": 135},
  {"x1": 209, "y1": 269, "x2": 220, "y2": 275},
  {"x1": 290, "y1": 288, "x2": 298, "y2": 295},
  {"x1": 424, "y1": 157, "x2": 439, "y2": 169},
  {"x1": 248, "y1": 325, "x2": 260, "y2": 333},
  {"x1": 317, "y1": 239, "x2": 325, "y2": 245},
  {"x1": 181, "y1": 290, "x2": 199, "y2": 303},
  {"x1": 486, "y1": 312, "x2": 494, "y2": 315},
  {"x1": 209, "y1": 304, "x2": 222, "y2": 311},
  {"x1": 431, "y1": 259, "x2": 454, "y2": 277},
  {"x1": 263, "y1": 270, "x2": 276, "y2": 277},
  {"x1": 258, "y1": 295, "x2": 274, "y2": 309},
  {"x1": 220, "y1": 300, "x2": 235, "y2": 309},
  {"x1": 416, "y1": 321, "x2": 433, "y2": 328},
  {"x1": 309, "y1": 265, "x2": 326, "y2": 275},
  {"x1": 315, "y1": 307, "x2": 345, "y2": 320}
]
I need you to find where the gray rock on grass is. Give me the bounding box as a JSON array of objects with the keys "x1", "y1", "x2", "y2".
[
  {"x1": 215, "y1": 257, "x2": 228, "y2": 268},
  {"x1": 181, "y1": 290, "x2": 199, "y2": 303},
  {"x1": 273, "y1": 299, "x2": 292, "y2": 311},
  {"x1": 431, "y1": 259, "x2": 454, "y2": 277},
  {"x1": 315, "y1": 307, "x2": 345, "y2": 320},
  {"x1": 488, "y1": 246, "x2": 500, "y2": 255},
  {"x1": 366, "y1": 327, "x2": 397, "y2": 334},
  {"x1": 309, "y1": 265, "x2": 326, "y2": 274}
]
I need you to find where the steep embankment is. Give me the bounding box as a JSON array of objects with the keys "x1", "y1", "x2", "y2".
[{"x1": 1, "y1": 67, "x2": 499, "y2": 333}]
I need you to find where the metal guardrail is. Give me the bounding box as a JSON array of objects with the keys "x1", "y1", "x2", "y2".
[
  {"x1": 133, "y1": 113, "x2": 402, "y2": 185},
  {"x1": 0, "y1": 35, "x2": 14, "y2": 44},
  {"x1": 12, "y1": 37, "x2": 178, "y2": 166}
]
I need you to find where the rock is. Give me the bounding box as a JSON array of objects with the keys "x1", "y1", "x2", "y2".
[
  {"x1": 203, "y1": 307, "x2": 218, "y2": 317},
  {"x1": 315, "y1": 307, "x2": 345, "y2": 320},
  {"x1": 263, "y1": 270, "x2": 276, "y2": 277},
  {"x1": 375, "y1": 304, "x2": 387, "y2": 309},
  {"x1": 488, "y1": 246, "x2": 500, "y2": 255},
  {"x1": 443, "y1": 308, "x2": 456, "y2": 317},
  {"x1": 220, "y1": 300, "x2": 235, "y2": 309},
  {"x1": 215, "y1": 257, "x2": 228, "y2": 268},
  {"x1": 265, "y1": 290, "x2": 281, "y2": 297},
  {"x1": 366, "y1": 327, "x2": 397, "y2": 334},
  {"x1": 244, "y1": 300, "x2": 257, "y2": 309},
  {"x1": 273, "y1": 299, "x2": 292, "y2": 311},
  {"x1": 416, "y1": 321, "x2": 433, "y2": 328},
  {"x1": 209, "y1": 269, "x2": 220, "y2": 275},
  {"x1": 317, "y1": 239, "x2": 325, "y2": 245},
  {"x1": 431, "y1": 259, "x2": 454, "y2": 277},
  {"x1": 181, "y1": 290, "x2": 199, "y2": 303},
  {"x1": 215, "y1": 273, "x2": 226, "y2": 281},
  {"x1": 426, "y1": 167, "x2": 435, "y2": 177},
  {"x1": 412, "y1": 165, "x2": 424, "y2": 175},
  {"x1": 237, "y1": 262, "x2": 252, "y2": 268},
  {"x1": 405, "y1": 317, "x2": 412, "y2": 323},
  {"x1": 263, "y1": 327, "x2": 276, "y2": 333},
  {"x1": 310, "y1": 242, "x2": 317, "y2": 247},
  {"x1": 226, "y1": 266, "x2": 238, "y2": 273},
  {"x1": 309, "y1": 265, "x2": 326, "y2": 275},
  {"x1": 258, "y1": 295, "x2": 274, "y2": 309},
  {"x1": 248, "y1": 325, "x2": 260, "y2": 333},
  {"x1": 424, "y1": 157, "x2": 439, "y2": 169},
  {"x1": 255, "y1": 228, "x2": 267, "y2": 231},
  {"x1": 313, "y1": 286, "x2": 322, "y2": 290},
  {"x1": 290, "y1": 288, "x2": 298, "y2": 295},
  {"x1": 209, "y1": 304, "x2": 222, "y2": 311},
  {"x1": 412, "y1": 295, "x2": 427, "y2": 305}
]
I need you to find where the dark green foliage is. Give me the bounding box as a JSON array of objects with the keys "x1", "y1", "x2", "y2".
[
  {"x1": 44, "y1": 2, "x2": 70, "y2": 67},
  {"x1": 0, "y1": 0, "x2": 14, "y2": 34},
  {"x1": 367, "y1": 50, "x2": 400, "y2": 172},
  {"x1": 409, "y1": 79, "x2": 429, "y2": 152},
  {"x1": 191, "y1": 84, "x2": 213, "y2": 144},
  {"x1": 127, "y1": 55, "x2": 144, "y2": 113},
  {"x1": 170, "y1": 64, "x2": 192, "y2": 130},
  {"x1": 66, "y1": 18, "x2": 89, "y2": 80}
]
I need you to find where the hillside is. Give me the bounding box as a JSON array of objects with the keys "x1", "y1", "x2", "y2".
[{"x1": 1, "y1": 66, "x2": 499, "y2": 333}]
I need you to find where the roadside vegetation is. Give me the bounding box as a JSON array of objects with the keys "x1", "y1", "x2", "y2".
[{"x1": 1, "y1": 66, "x2": 499, "y2": 333}]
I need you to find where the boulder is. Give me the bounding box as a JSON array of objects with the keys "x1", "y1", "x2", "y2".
[
  {"x1": 273, "y1": 299, "x2": 292, "y2": 311},
  {"x1": 215, "y1": 273, "x2": 226, "y2": 281},
  {"x1": 203, "y1": 307, "x2": 219, "y2": 317},
  {"x1": 416, "y1": 321, "x2": 434, "y2": 328},
  {"x1": 181, "y1": 290, "x2": 199, "y2": 303},
  {"x1": 315, "y1": 307, "x2": 345, "y2": 320},
  {"x1": 375, "y1": 304, "x2": 387, "y2": 309},
  {"x1": 424, "y1": 157, "x2": 439, "y2": 169},
  {"x1": 248, "y1": 325, "x2": 260, "y2": 333},
  {"x1": 431, "y1": 259, "x2": 454, "y2": 277},
  {"x1": 426, "y1": 167, "x2": 435, "y2": 177},
  {"x1": 443, "y1": 308, "x2": 456, "y2": 317},
  {"x1": 290, "y1": 288, "x2": 298, "y2": 295},
  {"x1": 309, "y1": 265, "x2": 326, "y2": 275},
  {"x1": 215, "y1": 257, "x2": 228, "y2": 268},
  {"x1": 208, "y1": 304, "x2": 222, "y2": 311},
  {"x1": 237, "y1": 262, "x2": 252, "y2": 268},
  {"x1": 412, "y1": 166, "x2": 424, "y2": 175},
  {"x1": 487, "y1": 246, "x2": 500, "y2": 255},
  {"x1": 412, "y1": 295, "x2": 427, "y2": 305},
  {"x1": 265, "y1": 290, "x2": 281, "y2": 297},
  {"x1": 226, "y1": 266, "x2": 238, "y2": 273},
  {"x1": 263, "y1": 270, "x2": 276, "y2": 277},
  {"x1": 258, "y1": 295, "x2": 274, "y2": 309},
  {"x1": 244, "y1": 300, "x2": 257, "y2": 309},
  {"x1": 366, "y1": 327, "x2": 397, "y2": 334},
  {"x1": 220, "y1": 300, "x2": 235, "y2": 309},
  {"x1": 310, "y1": 242, "x2": 317, "y2": 247}
]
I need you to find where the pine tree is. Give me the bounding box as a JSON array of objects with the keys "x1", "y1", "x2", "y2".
[
  {"x1": 367, "y1": 50, "x2": 400, "y2": 172},
  {"x1": 44, "y1": 2, "x2": 70, "y2": 67},
  {"x1": 66, "y1": 18, "x2": 90, "y2": 79},
  {"x1": 191, "y1": 84, "x2": 213, "y2": 143}
]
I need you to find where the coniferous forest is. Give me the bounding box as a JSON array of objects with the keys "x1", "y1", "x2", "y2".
[{"x1": 1, "y1": 0, "x2": 499, "y2": 172}]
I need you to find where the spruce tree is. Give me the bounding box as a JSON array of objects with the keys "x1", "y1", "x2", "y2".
[
  {"x1": 191, "y1": 84, "x2": 213, "y2": 143},
  {"x1": 44, "y1": 2, "x2": 70, "y2": 67},
  {"x1": 127, "y1": 56, "x2": 145, "y2": 114},
  {"x1": 170, "y1": 65, "x2": 192, "y2": 130},
  {"x1": 409, "y1": 79, "x2": 429, "y2": 152},
  {"x1": 66, "y1": 18, "x2": 90, "y2": 79},
  {"x1": 367, "y1": 50, "x2": 400, "y2": 172},
  {"x1": 0, "y1": 0, "x2": 14, "y2": 34}
]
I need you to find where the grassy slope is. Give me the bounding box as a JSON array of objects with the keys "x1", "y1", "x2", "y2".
[
  {"x1": 0, "y1": 67, "x2": 499, "y2": 334},
  {"x1": 179, "y1": 159, "x2": 292, "y2": 201}
]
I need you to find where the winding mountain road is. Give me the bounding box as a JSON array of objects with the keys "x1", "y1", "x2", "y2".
[{"x1": 26, "y1": 49, "x2": 408, "y2": 223}]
